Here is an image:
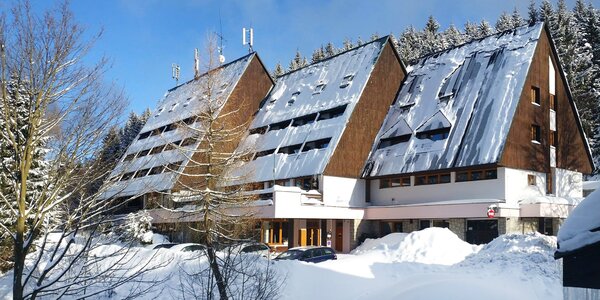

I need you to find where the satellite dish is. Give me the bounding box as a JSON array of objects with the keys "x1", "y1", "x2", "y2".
[{"x1": 219, "y1": 54, "x2": 225, "y2": 64}]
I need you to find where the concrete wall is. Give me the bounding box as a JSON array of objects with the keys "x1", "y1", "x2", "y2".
[
  {"x1": 322, "y1": 176, "x2": 366, "y2": 207},
  {"x1": 555, "y1": 168, "x2": 583, "y2": 198}
]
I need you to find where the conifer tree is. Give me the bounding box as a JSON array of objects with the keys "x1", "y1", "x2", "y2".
[
  {"x1": 512, "y1": 7, "x2": 525, "y2": 27},
  {"x1": 325, "y1": 42, "x2": 337, "y2": 57},
  {"x1": 272, "y1": 62, "x2": 285, "y2": 78},
  {"x1": 443, "y1": 24, "x2": 466, "y2": 47},
  {"x1": 478, "y1": 20, "x2": 495, "y2": 37},
  {"x1": 342, "y1": 38, "x2": 354, "y2": 51},
  {"x1": 496, "y1": 12, "x2": 514, "y2": 32},
  {"x1": 464, "y1": 21, "x2": 480, "y2": 40},
  {"x1": 370, "y1": 33, "x2": 380, "y2": 41},
  {"x1": 311, "y1": 46, "x2": 326, "y2": 63},
  {"x1": 528, "y1": 0, "x2": 540, "y2": 25}
]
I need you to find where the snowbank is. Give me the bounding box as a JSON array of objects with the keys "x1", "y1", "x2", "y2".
[
  {"x1": 352, "y1": 228, "x2": 479, "y2": 265},
  {"x1": 557, "y1": 188, "x2": 600, "y2": 253}
]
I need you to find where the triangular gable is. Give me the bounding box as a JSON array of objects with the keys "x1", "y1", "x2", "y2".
[
  {"x1": 381, "y1": 118, "x2": 412, "y2": 139},
  {"x1": 415, "y1": 111, "x2": 451, "y2": 133}
]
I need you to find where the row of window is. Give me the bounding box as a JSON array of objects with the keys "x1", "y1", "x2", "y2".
[
  {"x1": 379, "y1": 169, "x2": 498, "y2": 188},
  {"x1": 377, "y1": 127, "x2": 451, "y2": 150},
  {"x1": 250, "y1": 176, "x2": 319, "y2": 192},
  {"x1": 253, "y1": 138, "x2": 331, "y2": 160},
  {"x1": 530, "y1": 86, "x2": 557, "y2": 111},
  {"x1": 123, "y1": 137, "x2": 198, "y2": 162},
  {"x1": 138, "y1": 116, "x2": 198, "y2": 140},
  {"x1": 249, "y1": 105, "x2": 347, "y2": 135},
  {"x1": 118, "y1": 161, "x2": 183, "y2": 182}
]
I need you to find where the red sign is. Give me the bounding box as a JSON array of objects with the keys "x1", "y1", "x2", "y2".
[{"x1": 487, "y1": 208, "x2": 495, "y2": 218}]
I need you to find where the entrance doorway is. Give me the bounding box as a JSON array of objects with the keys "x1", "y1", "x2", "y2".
[
  {"x1": 466, "y1": 220, "x2": 498, "y2": 244},
  {"x1": 335, "y1": 220, "x2": 343, "y2": 252}
]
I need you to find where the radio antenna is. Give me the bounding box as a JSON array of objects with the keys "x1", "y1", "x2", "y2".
[
  {"x1": 171, "y1": 63, "x2": 180, "y2": 85},
  {"x1": 242, "y1": 27, "x2": 254, "y2": 53},
  {"x1": 217, "y1": 9, "x2": 226, "y2": 64}
]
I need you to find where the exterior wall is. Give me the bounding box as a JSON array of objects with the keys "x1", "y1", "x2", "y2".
[
  {"x1": 504, "y1": 168, "x2": 547, "y2": 204},
  {"x1": 449, "y1": 219, "x2": 466, "y2": 240},
  {"x1": 370, "y1": 169, "x2": 505, "y2": 206},
  {"x1": 322, "y1": 176, "x2": 366, "y2": 207},
  {"x1": 555, "y1": 168, "x2": 583, "y2": 198},
  {"x1": 324, "y1": 41, "x2": 405, "y2": 178},
  {"x1": 174, "y1": 55, "x2": 273, "y2": 190},
  {"x1": 500, "y1": 26, "x2": 593, "y2": 174}
]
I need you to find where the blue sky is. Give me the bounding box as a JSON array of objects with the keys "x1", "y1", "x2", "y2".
[{"x1": 25, "y1": 0, "x2": 600, "y2": 117}]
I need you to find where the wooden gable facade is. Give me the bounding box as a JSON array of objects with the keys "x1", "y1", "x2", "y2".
[
  {"x1": 500, "y1": 25, "x2": 594, "y2": 174},
  {"x1": 324, "y1": 40, "x2": 406, "y2": 178},
  {"x1": 173, "y1": 54, "x2": 274, "y2": 191}
]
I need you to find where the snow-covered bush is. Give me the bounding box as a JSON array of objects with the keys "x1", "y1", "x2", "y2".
[{"x1": 122, "y1": 211, "x2": 154, "y2": 244}]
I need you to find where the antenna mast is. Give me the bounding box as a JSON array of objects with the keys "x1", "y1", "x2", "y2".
[
  {"x1": 171, "y1": 63, "x2": 180, "y2": 85},
  {"x1": 242, "y1": 27, "x2": 254, "y2": 53},
  {"x1": 217, "y1": 9, "x2": 226, "y2": 64}
]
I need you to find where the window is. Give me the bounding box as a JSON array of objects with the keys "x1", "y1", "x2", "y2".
[
  {"x1": 377, "y1": 134, "x2": 411, "y2": 149},
  {"x1": 137, "y1": 149, "x2": 150, "y2": 157},
  {"x1": 340, "y1": 74, "x2": 354, "y2": 88},
  {"x1": 123, "y1": 153, "x2": 136, "y2": 162},
  {"x1": 531, "y1": 124, "x2": 541, "y2": 143},
  {"x1": 149, "y1": 145, "x2": 165, "y2": 155},
  {"x1": 134, "y1": 169, "x2": 149, "y2": 178},
  {"x1": 254, "y1": 149, "x2": 276, "y2": 159},
  {"x1": 398, "y1": 103, "x2": 414, "y2": 114},
  {"x1": 531, "y1": 86, "x2": 540, "y2": 105},
  {"x1": 317, "y1": 105, "x2": 347, "y2": 121},
  {"x1": 313, "y1": 82, "x2": 326, "y2": 94},
  {"x1": 302, "y1": 138, "x2": 331, "y2": 151},
  {"x1": 150, "y1": 127, "x2": 164, "y2": 137},
  {"x1": 439, "y1": 174, "x2": 451, "y2": 183},
  {"x1": 456, "y1": 169, "x2": 497, "y2": 182},
  {"x1": 432, "y1": 220, "x2": 450, "y2": 228},
  {"x1": 181, "y1": 116, "x2": 196, "y2": 125},
  {"x1": 164, "y1": 123, "x2": 177, "y2": 132},
  {"x1": 415, "y1": 173, "x2": 451, "y2": 186},
  {"x1": 415, "y1": 176, "x2": 426, "y2": 186},
  {"x1": 278, "y1": 144, "x2": 302, "y2": 154},
  {"x1": 528, "y1": 174, "x2": 536, "y2": 186},
  {"x1": 295, "y1": 177, "x2": 317, "y2": 190},
  {"x1": 550, "y1": 130, "x2": 557, "y2": 147},
  {"x1": 164, "y1": 140, "x2": 181, "y2": 151},
  {"x1": 268, "y1": 120, "x2": 292, "y2": 131},
  {"x1": 549, "y1": 94, "x2": 556, "y2": 111},
  {"x1": 180, "y1": 137, "x2": 197, "y2": 147},
  {"x1": 416, "y1": 128, "x2": 450, "y2": 141},
  {"x1": 291, "y1": 113, "x2": 318, "y2": 127},
  {"x1": 165, "y1": 161, "x2": 182, "y2": 172},
  {"x1": 419, "y1": 220, "x2": 431, "y2": 230},
  {"x1": 148, "y1": 165, "x2": 165, "y2": 176},
  {"x1": 169, "y1": 103, "x2": 179, "y2": 112},
  {"x1": 139, "y1": 131, "x2": 151, "y2": 140},
  {"x1": 249, "y1": 126, "x2": 268, "y2": 135},
  {"x1": 380, "y1": 177, "x2": 411, "y2": 188},
  {"x1": 120, "y1": 172, "x2": 135, "y2": 181},
  {"x1": 546, "y1": 172, "x2": 553, "y2": 194}
]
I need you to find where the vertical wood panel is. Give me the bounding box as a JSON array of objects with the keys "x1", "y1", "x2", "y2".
[{"x1": 324, "y1": 41, "x2": 405, "y2": 178}]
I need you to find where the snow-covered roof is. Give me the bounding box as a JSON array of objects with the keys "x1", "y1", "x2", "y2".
[
  {"x1": 102, "y1": 54, "x2": 255, "y2": 198},
  {"x1": 234, "y1": 37, "x2": 390, "y2": 183},
  {"x1": 365, "y1": 23, "x2": 544, "y2": 177},
  {"x1": 557, "y1": 188, "x2": 600, "y2": 253},
  {"x1": 582, "y1": 180, "x2": 600, "y2": 191}
]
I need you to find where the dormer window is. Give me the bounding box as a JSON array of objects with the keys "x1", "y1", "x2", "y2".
[
  {"x1": 302, "y1": 138, "x2": 331, "y2": 152},
  {"x1": 313, "y1": 82, "x2": 327, "y2": 94},
  {"x1": 416, "y1": 128, "x2": 450, "y2": 141},
  {"x1": 278, "y1": 143, "x2": 302, "y2": 154},
  {"x1": 317, "y1": 105, "x2": 347, "y2": 121},
  {"x1": 155, "y1": 107, "x2": 164, "y2": 117},
  {"x1": 398, "y1": 103, "x2": 414, "y2": 114},
  {"x1": 291, "y1": 113, "x2": 318, "y2": 127},
  {"x1": 183, "y1": 97, "x2": 194, "y2": 107},
  {"x1": 340, "y1": 74, "x2": 354, "y2": 88},
  {"x1": 378, "y1": 134, "x2": 411, "y2": 149},
  {"x1": 268, "y1": 119, "x2": 292, "y2": 132},
  {"x1": 439, "y1": 93, "x2": 453, "y2": 104},
  {"x1": 169, "y1": 103, "x2": 179, "y2": 112}
]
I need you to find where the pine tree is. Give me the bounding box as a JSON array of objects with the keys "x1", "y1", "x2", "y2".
[
  {"x1": 272, "y1": 62, "x2": 285, "y2": 78},
  {"x1": 528, "y1": 0, "x2": 540, "y2": 25},
  {"x1": 478, "y1": 20, "x2": 495, "y2": 37},
  {"x1": 425, "y1": 15, "x2": 440, "y2": 34},
  {"x1": 464, "y1": 21, "x2": 480, "y2": 40},
  {"x1": 496, "y1": 12, "x2": 514, "y2": 32},
  {"x1": 311, "y1": 46, "x2": 325, "y2": 63},
  {"x1": 397, "y1": 25, "x2": 424, "y2": 63},
  {"x1": 356, "y1": 36, "x2": 364, "y2": 46},
  {"x1": 512, "y1": 7, "x2": 525, "y2": 27},
  {"x1": 288, "y1": 50, "x2": 303, "y2": 71},
  {"x1": 443, "y1": 24, "x2": 466, "y2": 47},
  {"x1": 342, "y1": 38, "x2": 354, "y2": 51},
  {"x1": 370, "y1": 33, "x2": 380, "y2": 41},
  {"x1": 120, "y1": 111, "x2": 147, "y2": 154},
  {"x1": 325, "y1": 42, "x2": 337, "y2": 57}
]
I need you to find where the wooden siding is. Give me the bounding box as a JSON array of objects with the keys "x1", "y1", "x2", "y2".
[
  {"x1": 174, "y1": 55, "x2": 273, "y2": 190},
  {"x1": 500, "y1": 27, "x2": 593, "y2": 174},
  {"x1": 324, "y1": 41, "x2": 405, "y2": 178}
]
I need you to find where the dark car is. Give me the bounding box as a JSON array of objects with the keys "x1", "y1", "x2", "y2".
[{"x1": 274, "y1": 246, "x2": 337, "y2": 263}]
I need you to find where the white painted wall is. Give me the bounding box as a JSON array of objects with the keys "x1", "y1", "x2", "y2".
[
  {"x1": 555, "y1": 168, "x2": 583, "y2": 198},
  {"x1": 322, "y1": 176, "x2": 366, "y2": 207},
  {"x1": 370, "y1": 168, "x2": 506, "y2": 206},
  {"x1": 504, "y1": 168, "x2": 546, "y2": 205}
]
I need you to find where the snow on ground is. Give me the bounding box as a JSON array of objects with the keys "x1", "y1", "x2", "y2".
[{"x1": 0, "y1": 228, "x2": 562, "y2": 299}]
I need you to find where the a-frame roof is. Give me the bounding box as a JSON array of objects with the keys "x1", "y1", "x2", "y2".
[
  {"x1": 235, "y1": 37, "x2": 393, "y2": 183},
  {"x1": 101, "y1": 54, "x2": 258, "y2": 199},
  {"x1": 365, "y1": 23, "x2": 545, "y2": 177}
]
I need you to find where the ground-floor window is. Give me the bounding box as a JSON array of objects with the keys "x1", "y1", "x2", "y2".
[
  {"x1": 466, "y1": 219, "x2": 498, "y2": 244},
  {"x1": 261, "y1": 220, "x2": 289, "y2": 245},
  {"x1": 538, "y1": 217, "x2": 554, "y2": 236}
]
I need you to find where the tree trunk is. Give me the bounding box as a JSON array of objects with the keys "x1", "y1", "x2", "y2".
[
  {"x1": 13, "y1": 231, "x2": 24, "y2": 300},
  {"x1": 206, "y1": 245, "x2": 228, "y2": 300}
]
